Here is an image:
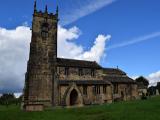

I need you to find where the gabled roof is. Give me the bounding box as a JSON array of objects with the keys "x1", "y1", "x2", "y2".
[
  {"x1": 103, "y1": 68, "x2": 135, "y2": 83},
  {"x1": 56, "y1": 58, "x2": 102, "y2": 69},
  {"x1": 103, "y1": 68, "x2": 126, "y2": 75}
]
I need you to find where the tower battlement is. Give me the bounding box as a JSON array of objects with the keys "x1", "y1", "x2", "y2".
[
  {"x1": 34, "y1": 11, "x2": 58, "y2": 20},
  {"x1": 33, "y1": 0, "x2": 58, "y2": 20}
]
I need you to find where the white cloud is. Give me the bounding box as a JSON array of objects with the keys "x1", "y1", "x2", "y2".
[
  {"x1": 61, "y1": 0, "x2": 116, "y2": 25},
  {"x1": 147, "y1": 71, "x2": 160, "y2": 86},
  {"x1": 58, "y1": 25, "x2": 111, "y2": 62},
  {"x1": 0, "y1": 26, "x2": 31, "y2": 93},
  {"x1": 14, "y1": 93, "x2": 22, "y2": 98},
  {"x1": 75, "y1": 35, "x2": 111, "y2": 62},
  {"x1": 57, "y1": 26, "x2": 83, "y2": 58},
  {"x1": 130, "y1": 76, "x2": 139, "y2": 80},
  {"x1": 107, "y1": 32, "x2": 160, "y2": 50},
  {"x1": 0, "y1": 25, "x2": 110, "y2": 93}
]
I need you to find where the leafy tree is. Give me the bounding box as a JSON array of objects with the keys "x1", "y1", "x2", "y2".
[
  {"x1": 0, "y1": 93, "x2": 17, "y2": 106},
  {"x1": 135, "y1": 76, "x2": 149, "y2": 87}
]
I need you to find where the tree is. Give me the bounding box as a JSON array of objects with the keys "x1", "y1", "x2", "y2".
[
  {"x1": 0, "y1": 93, "x2": 16, "y2": 106},
  {"x1": 135, "y1": 76, "x2": 149, "y2": 87}
]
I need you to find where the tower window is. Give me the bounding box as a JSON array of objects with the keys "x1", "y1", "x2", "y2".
[
  {"x1": 41, "y1": 31, "x2": 48, "y2": 38},
  {"x1": 41, "y1": 23, "x2": 49, "y2": 38},
  {"x1": 42, "y1": 25, "x2": 48, "y2": 31}
]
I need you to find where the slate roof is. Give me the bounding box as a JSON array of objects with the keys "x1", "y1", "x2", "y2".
[
  {"x1": 103, "y1": 68, "x2": 126, "y2": 75},
  {"x1": 59, "y1": 80, "x2": 111, "y2": 85},
  {"x1": 57, "y1": 58, "x2": 102, "y2": 69},
  {"x1": 103, "y1": 76, "x2": 136, "y2": 84}
]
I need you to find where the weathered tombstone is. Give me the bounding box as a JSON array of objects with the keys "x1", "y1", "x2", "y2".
[{"x1": 156, "y1": 89, "x2": 159, "y2": 95}]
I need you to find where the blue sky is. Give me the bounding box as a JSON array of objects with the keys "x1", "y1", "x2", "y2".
[{"x1": 0, "y1": 0, "x2": 160, "y2": 93}]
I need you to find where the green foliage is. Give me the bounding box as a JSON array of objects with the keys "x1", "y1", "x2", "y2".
[
  {"x1": 0, "y1": 96, "x2": 160, "y2": 120},
  {"x1": 0, "y1": 93, "x2": 20, "y2": 106}
]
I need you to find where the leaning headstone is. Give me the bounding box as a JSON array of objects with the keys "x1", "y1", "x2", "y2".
[{"x1": 156, "y1": 89, "x2": 159, "y2": 95}]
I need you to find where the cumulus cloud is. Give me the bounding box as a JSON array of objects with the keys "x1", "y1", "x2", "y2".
[
  {"x1": 58, "y1": 25, "x2": 111, "y2": 62},
  {"x1": 75, "y1": 35, "x2": 111, "y2": 62},
  {"x1": 0, "y1": 26, "x2": 31, "y2": 93},
  {"x1": 0, "y1": 25, "x2": 110, "y2": 93},
  {"x1": 57, "y1": 26, "x2": 83, "y2": 58}
]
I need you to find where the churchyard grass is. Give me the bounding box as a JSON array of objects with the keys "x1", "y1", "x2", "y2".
[{"x1": 0, "y1": 96, "x2": 160, "y2": 120}]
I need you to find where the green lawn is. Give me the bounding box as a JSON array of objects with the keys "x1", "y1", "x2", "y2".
[{"x1": 0, "y1": 96, "x2": 160, "y2": 120}]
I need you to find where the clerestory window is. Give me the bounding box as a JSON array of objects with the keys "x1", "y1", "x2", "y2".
[
  {"x1": 65, "y1": 67, "x2": 69, "y2": 76},
  {"x1": 91, "y1": 69, "x2": 95, "y2": 77},
  {"x1": 79, "y1": 68, "x2": 83, "y2": 76}
]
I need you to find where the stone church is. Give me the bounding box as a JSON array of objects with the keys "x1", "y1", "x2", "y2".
[{"x1": 22, "y1": 1, "x2": 138, "y2": 111}]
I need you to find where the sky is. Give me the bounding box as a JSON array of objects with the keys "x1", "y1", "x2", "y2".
[{"x1": 0, "y1": 0, "x2": 160, "y2": 94}]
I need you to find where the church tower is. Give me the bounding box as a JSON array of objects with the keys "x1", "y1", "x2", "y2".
[{"x1": 23, "y1": 1, "x2": 59, "y2": 111}]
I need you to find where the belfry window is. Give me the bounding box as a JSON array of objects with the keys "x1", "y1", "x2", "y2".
[{"x1": 41, "y1": 23, "x2": 49, "y2": 38}]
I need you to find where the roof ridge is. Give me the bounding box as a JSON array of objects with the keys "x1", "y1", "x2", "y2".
[
  {"x1": 56, "y1": 57, "x2": 102, "y2": 68},
  {"x1": 57, "y1": 57, "x2": 97, "y2": 63}
]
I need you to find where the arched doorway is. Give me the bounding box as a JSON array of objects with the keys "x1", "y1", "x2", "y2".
[
  {"x1": 70, "y1": 89, "x2": 78, "y2": 106},
  {"x1": 64, "y1": 84, "x2": 83, "y2": 107}
]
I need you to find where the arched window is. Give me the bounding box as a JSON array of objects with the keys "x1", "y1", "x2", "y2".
[{"x1": 41, "y1": 23, "x2": 49, "y2": 38}]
